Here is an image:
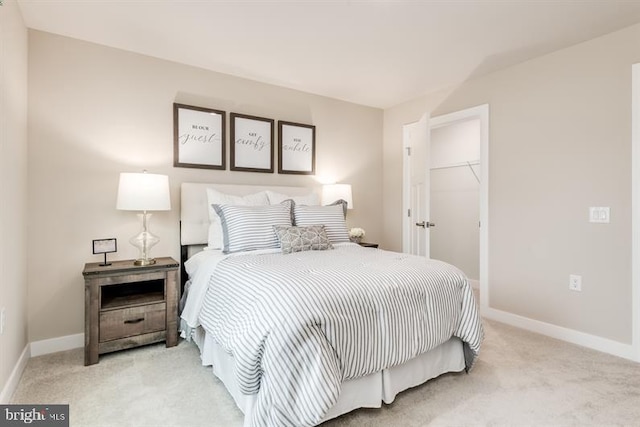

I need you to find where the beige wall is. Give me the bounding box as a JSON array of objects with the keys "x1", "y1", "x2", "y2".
[
  {"x1": 27, "y1": 30, "x2": 383, "y2": 342},
  {"x1": 384, "y1": 23, "x2": 640, "y2": 344},
  {"x1": 0, "y1": 0, "x2": 29, "y2": 398}
]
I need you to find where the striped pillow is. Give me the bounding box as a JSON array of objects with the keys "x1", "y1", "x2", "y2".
[
  {"x1": 206, "y1": 189, "x2": 269, "y2": 249},
  {"x1": 294, "y1": 204, "x2": 350, "y2": 243},
  {"x1": 214, "y1": 203, "x2": 293, "y2": 253}
]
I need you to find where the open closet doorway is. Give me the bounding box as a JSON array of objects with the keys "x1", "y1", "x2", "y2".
[
  {"x1": 430, "y1": 117, "x2": 481, "y2": 288},
  {"x1": 402, "y1": 104, "x2": 489, "y2": 309}
]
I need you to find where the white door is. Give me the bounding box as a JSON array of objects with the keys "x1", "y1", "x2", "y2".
[{"x1": 402, "y1": 113, "x2": 432, "y2": 257}]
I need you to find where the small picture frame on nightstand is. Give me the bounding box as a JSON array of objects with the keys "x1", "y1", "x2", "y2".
[{"x1": 92, "y1": 238, "x2": 117, "y2": 266}]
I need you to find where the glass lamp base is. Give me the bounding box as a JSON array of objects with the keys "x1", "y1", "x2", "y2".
[
  {"x1": 133, "y1": 258, "x2": 156, "y2": 266},
  {"x1": 129, "y1": 212, "x2": 160, "y2": 267}
]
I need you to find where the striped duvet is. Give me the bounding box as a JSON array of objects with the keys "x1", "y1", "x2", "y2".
[{"x1": 197, "y1": 244, "x2": 483, "y2": 427}]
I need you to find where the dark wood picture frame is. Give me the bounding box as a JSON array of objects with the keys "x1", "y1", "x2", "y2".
[
  {"x1": 278, "y1": 121, "x2": 316, "y2": 175},
  {"x1": 173, "y1": 103, "x2": 226, "y2": 170},
  {"x1": 230, "y1": 113, "x2": 274, "y2": 173}
]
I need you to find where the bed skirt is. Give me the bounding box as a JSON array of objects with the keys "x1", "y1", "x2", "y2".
[{"x1": 191, "y1": 327, "x2": 465, "y2": 426}]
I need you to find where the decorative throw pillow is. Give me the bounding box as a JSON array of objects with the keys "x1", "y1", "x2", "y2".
[
  {"x1": 206, "y1": 188, "x2": 269, "y2": 249},
  {"x1": 214, "y1": 203, "x2": 293, "y2": 253},
  {"x1": 273, "y1": 225, "x2": 333, "y2": 254},
  {"x1": 293, "y1": 204, "x2": 350, "y2": 243}
]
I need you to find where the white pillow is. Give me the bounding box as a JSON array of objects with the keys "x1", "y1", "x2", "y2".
[
  {"x1": 206, "y1": 188, "x2": 269, "y2": 249},
  {"x1": 214, "y1": 203, "x2": 293, "y2": 253},
  {"x1": 266, "y1": 190, "x2": 320, "y2": 206},
  {"x1": 294, "y1": 204, "x2": 350, "y2": 243}
]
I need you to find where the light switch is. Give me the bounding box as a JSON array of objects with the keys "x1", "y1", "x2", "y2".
[{"x1": 589, "y1": 207, "x2": 610, "y2": 223}]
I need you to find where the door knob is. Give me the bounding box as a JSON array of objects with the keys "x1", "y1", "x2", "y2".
[{"x1": 415, "y1": 221, "x2": 436, "y2": 228}]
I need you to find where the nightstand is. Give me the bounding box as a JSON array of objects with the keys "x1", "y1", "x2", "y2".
[
  {"x1": 359, "y1": 242, "x2": 379, "y2": 248},
  {"x1": 82, "y1": 257, "x2": 180, "y2": 366}
]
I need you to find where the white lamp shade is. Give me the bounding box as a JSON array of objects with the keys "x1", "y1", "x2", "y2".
[
  {"x1": 322, "y1": 184, "x2": 353, "y2": 209},
  {"x1": 116, "y1": 172, "x2": 171, "y2": 211}
]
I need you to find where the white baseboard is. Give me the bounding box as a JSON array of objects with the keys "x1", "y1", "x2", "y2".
[
  {"x1": 0, "y1": 344, "x2": 30, "y2": 404},
  {"x1": 30, "y1": 333, "x2": 84, "y2": 357},
  {"x1": 0, "y1": 334, "x2": 83, "y2": 403},
  {"x1": 483, "y1": 307, "x2": 637, "y2": 362}
]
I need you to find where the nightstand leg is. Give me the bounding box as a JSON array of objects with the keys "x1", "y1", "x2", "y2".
[
  {"x1": 165, "y1": 269, "x2": 178, "y2": 347},
  {"x1": 85, "y1": 282, "x2": 99, "y2": 365}
]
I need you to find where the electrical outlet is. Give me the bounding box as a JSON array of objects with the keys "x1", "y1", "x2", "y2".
[
  {"x1": 589, "y1": 207, "x2": 610, "y2": 223},
  {"x1": 569, "y1": 275, "x2": 582, "y2": 292},
  {"x1": 0, "y1": 307, "x2": 5, "y2": 335}
]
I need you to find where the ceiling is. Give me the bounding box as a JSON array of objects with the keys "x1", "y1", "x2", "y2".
[{"x1": 16, "y1": 0, "x2": 640, "y2": 109}]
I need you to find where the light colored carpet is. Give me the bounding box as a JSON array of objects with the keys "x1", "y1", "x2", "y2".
[{"x1": 10, "y1": 319, "x2": 640, "y2": 426}]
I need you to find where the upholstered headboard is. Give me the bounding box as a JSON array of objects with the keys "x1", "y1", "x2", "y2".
[{"x1": 179, "y1": 182, "x2": 320, "y2": 289}]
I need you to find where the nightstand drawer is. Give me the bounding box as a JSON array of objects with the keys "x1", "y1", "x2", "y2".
[{"x1": 99, "y1": 303, "x2": 166, "y2": 342}]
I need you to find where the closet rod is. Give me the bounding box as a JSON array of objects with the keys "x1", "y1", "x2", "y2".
[
  {"x1": 431, "y1": 161, "x2": 480, "y2": 184},
  {"x1": 430, "y1": 160, "x2": 480, "y2": 171}
]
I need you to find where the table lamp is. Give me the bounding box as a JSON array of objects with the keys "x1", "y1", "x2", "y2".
[{"x1": 116, "y1": 171, "x2": 171, "y2": 266}]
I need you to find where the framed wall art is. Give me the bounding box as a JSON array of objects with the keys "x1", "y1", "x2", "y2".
[
  {"x1": 230, "y1": 113, "x2": 274, "y2": 173},
  {"x1": 278, "y1": 121, "x2": 316, "y2": 175},
  {"x1": 173, "y1": 103, "x2": 226, "y2": 170}
]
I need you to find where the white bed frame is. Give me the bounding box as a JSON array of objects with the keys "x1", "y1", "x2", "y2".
[{"x1": 179, "y1": 182, "x2": 465, "y2": 425}]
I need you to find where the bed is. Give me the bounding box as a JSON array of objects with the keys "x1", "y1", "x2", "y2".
[{"x1": 178, "y1": 183, "x2": 483, "y2": 427}]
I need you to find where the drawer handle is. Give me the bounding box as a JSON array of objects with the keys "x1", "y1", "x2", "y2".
[{"x1": 124, "y1": 318, "x2": 145, "y2": 324}]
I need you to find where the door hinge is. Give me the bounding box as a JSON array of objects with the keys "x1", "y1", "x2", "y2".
[
  {"x1": 406, "y1": 147, "x2": 411, "y2": 156},
  {"x1": 407, "y1": 209, "x2": 411, "y2": 217}
]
